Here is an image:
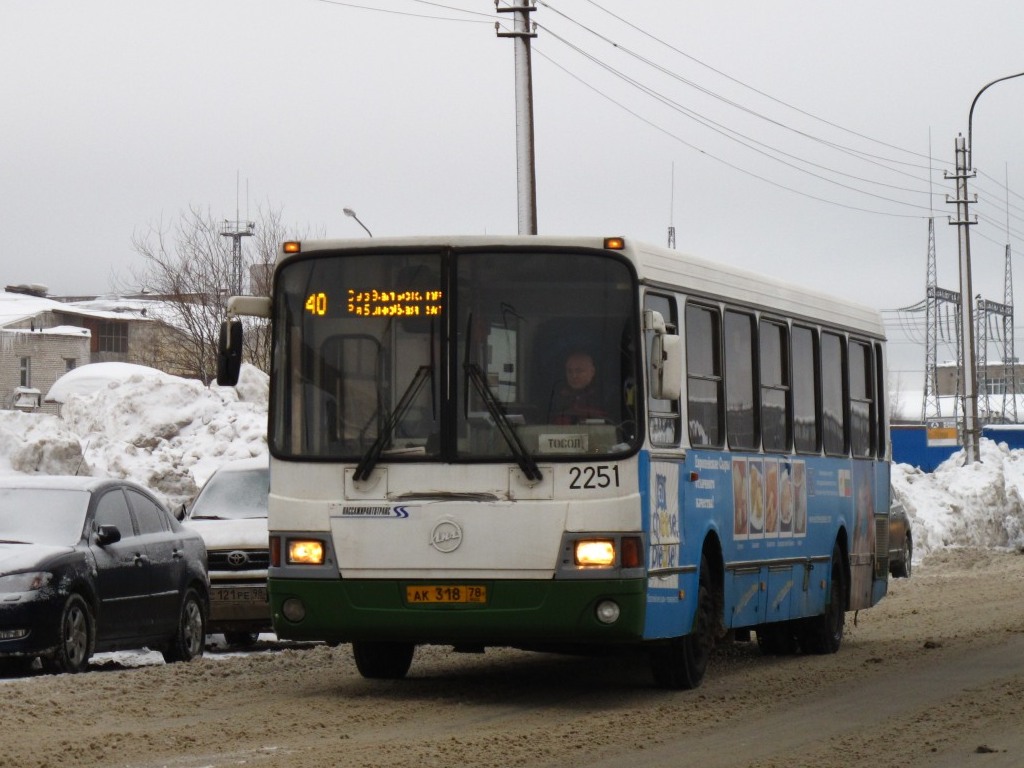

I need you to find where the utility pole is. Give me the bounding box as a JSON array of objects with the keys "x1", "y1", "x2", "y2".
[
  {"x1": 668, "y1": 163, "x2": 676, "y2": 249},
  {"x1": 948, "y1": 71, "x2": 1024, "y2": 462},
  {"x1": 496, "y1": 2, "x2": 538, "y2": 235},
  {"x1": 946, "y1": 135, "x2": 980, "y2": 463}
]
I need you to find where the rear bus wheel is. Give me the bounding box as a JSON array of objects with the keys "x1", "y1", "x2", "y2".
[
  {"x1": 352, "y1": 641, "x2": 415, "y2": 680},
  {"x1": 798, "y1": 544, "x2": 846, "y2": 655}
]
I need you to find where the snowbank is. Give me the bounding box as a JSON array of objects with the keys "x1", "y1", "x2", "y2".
[
  {"x1": 3, "y1": 363, "x2": 267, "y2": 508},
  {"x1": 892, "y1": 437, "x2": 1024, "y2": 556}
]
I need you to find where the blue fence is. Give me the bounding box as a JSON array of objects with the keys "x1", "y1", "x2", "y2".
[{"x1": 891, "y1": 424, "x2": 1024, "y2": 471}]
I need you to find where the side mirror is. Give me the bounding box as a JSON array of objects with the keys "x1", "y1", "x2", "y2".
[
  {"x1": 95, "y1": 525, "x2": 122, "y2": 546},
  {"x1": 176, "y1": 503, "x2": 187, "y2": 522},
  {"x1": 217, "y1": 319, "x2": 243, "y2": 386},
  {"x1": 650, "y1": 333, "x2": 682, "y2": 401}
]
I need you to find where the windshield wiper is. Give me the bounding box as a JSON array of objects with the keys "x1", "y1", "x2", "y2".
[
  {"x1": 354, "y1": 365, "x2": 433, "y2": 482},
  {"x1": 464, "y1": 362, "x2": 542, "y2": 482}
]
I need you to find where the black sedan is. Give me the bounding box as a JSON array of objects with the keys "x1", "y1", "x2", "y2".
[{"x1": 0, "y1": 475, "x2": 209, "y2": 674}]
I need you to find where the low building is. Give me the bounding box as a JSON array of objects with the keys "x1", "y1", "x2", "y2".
[{"x1": 1, "y1": 285, "x2": 192, "y2": 413}]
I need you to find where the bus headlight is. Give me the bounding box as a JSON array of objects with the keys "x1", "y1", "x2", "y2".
[
  {"x1": 287, "y1": 539, "x2": 325, "y2": 565},
  {"x1": 575, "y1": 539, "x2": 615, "y2": 567},
  {"x1": 595, "y1": 600, "x2": 621, "y2": 624}
]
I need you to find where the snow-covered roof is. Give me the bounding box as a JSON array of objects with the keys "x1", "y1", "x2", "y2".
[{"x1": 0, "y1": 289, "x2": 172, "y2": 329}]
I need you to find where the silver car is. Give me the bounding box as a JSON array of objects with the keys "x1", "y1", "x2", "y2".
[{"x1": 184, "y1": 458, "x2": 270, "y2": 647}]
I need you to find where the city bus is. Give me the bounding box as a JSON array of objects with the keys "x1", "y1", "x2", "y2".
[{"x1": 218, "y1": 235, "x2": 891, "y2": 689}]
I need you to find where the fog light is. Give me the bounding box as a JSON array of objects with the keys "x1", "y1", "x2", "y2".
[
  {"x1": 282, "y1": 597, "x2": 306, "y2": 622},
  {"x1": 595, "y1": 600, "x2": 620, "y2": 625}
]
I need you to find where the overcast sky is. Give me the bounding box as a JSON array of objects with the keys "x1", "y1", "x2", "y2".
[{"x1": 3, "y1": 1, "x2": 1024, "y2": 379}]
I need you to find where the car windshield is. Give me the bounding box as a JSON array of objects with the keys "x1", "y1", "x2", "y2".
[
  {"x1": 0, "y1": 488, "x2": 90, "y2": 546},
  {"x1": 189, "y1": 468, "x2": 269, "y2": 520}
]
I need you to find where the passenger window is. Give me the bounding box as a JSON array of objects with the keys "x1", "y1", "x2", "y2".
[
  {"x1": 724, "y1": 310, "x2": 757, "y2": 450},
  {"x1": 760, "y1": 319, "x2": 791, "y2": 453},
  {"x1": 849, "y1": 340, "x2": 875, "y2": 457},
  {"x1": 94, "y1": 489, "x2": 135, "y2": 537},
  {"x1": 792, "y1": 326, "x2": 820, "y2": 454},
  {"x1": 127, "y1": 489, "x2": 170, "y2": 534},
  {"x1": 821, "y1": 332, "x2": 847, "y2": 456},
  {"x1": 685, "y1": 303, "x2": 723, "y2": 447}
]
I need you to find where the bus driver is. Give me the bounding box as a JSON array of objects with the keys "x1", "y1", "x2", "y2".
[{"x1": 548, "y1": 350, "x2": 608, "y2": 425}]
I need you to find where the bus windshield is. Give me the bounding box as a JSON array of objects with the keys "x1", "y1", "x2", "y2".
[{"x1": 270, "y1": 247, "x2": 641, "y2": 464}]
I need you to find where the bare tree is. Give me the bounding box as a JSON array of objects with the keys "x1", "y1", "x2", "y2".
[{"x1": 123, "y1": 203, "x2": 321, "y2": 382}]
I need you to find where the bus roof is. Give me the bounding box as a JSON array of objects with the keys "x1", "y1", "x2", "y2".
[{"x1": 277, "y1": 235, "x2": 885, "y2": 338}]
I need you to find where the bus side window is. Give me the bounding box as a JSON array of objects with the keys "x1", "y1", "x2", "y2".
[
  {"x1": 875, "y1": 342, "x2": 888, "y2": 459},
  {"x1": 685, "y1": 303, "x2": 723, "y2": 448},
  {"x1": 760, "y1": 319, "x2": 791, "y2": 453},
  {"x1": 792, "y1": 325, "x2": 820, "y2": 454},
  {"x1": 724, "y1": 309, "x2": 758, "y2": 451},
  {"x1": 849, "y1": 339, "x2": 875, "y2": 458},
  {"x1": 821, "y1": 331, "x2": 848, "y2": 456},
  {"x1": 645, "y1": 293, "x2": 680, "y2": 446}
]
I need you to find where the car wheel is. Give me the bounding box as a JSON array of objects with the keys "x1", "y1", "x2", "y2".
[
  {"x1": 45, "y1": 594, "x2": 94, "y2": 674},
  {"x1": 890, "y1": 533, "x2": 912, "y2": 579},
  {"x1": 650, "y1": 553, "x2": 716, "y2": 689},
  {"x1": 224, "y1": 631, "x2": 260, "y2": 648},
  {"x1": 352, "y1": 641, "x2": 415, "y2": 679},
  {"x1": 798, "y1": 544, "x2": 846, "y2": 654},
  {"x1": 162, "y1": 588, "x2": 206, "y2": 663},
  {"x1": 901, "y1": 534, "x2": 913, "y2": 578}
]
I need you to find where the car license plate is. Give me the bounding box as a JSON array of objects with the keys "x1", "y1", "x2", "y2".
[
  {"x1": 212, "y1": 586, "x2": 268, "y2": 603},
  {"x1": 405, "y1": 585, "x2": 487, "y2": 604}
]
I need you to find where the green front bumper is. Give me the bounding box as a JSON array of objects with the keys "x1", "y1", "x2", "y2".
[{"x1": 270, "y1": 577, "x2": 647, "y2": 646}]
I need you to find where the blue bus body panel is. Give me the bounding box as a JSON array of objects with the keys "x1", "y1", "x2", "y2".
[{"x1": 640, "y1": 449, "x2": 889, "y2": 641}]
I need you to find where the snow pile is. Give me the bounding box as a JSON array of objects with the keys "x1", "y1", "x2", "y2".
[
  {"x1": 0, "y1": 409, "x2": 87, "y2": 476},
  {"x1": 2, "y1": 363, "x2": 268, "y2": 508},
  {"x1": 893, "y1": 438, "x2": 1024, "y2": 556}
]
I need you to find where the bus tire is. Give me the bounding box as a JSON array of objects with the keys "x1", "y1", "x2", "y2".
[
  {"x1": 352, "y1": 641, "x2": 415, "y2": 680},
  {"x1": 798, "y1": 544, "x2": 846, "y2": 655},
  {"x1": 650, "y1": 554, "x2": 715, "y2": 689}
]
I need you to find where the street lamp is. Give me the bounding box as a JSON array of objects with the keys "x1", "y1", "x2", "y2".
[
  {"x1": 950, "y1": 71, "x2": 1024, "y2": 464},
  {"x1": 343, "y1": 207, "x2": 373, "y2": 237}
]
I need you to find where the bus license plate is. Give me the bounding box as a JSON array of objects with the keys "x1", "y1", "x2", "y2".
[{"x1": 406, "y1": 585, "x2": 487, "y2": 604}]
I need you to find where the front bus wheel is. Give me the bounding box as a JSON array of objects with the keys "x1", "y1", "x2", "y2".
[
  {"x1": 650, "y1": 554, "x2": 716, "y2": 689},
  {"x1": 352, "y1": 641, "x2": 415, "y2": 680}
]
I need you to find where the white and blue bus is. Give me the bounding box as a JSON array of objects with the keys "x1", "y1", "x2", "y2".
[{"x1": 219, "y1": 235, "x2": 891, "y2": 689}]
